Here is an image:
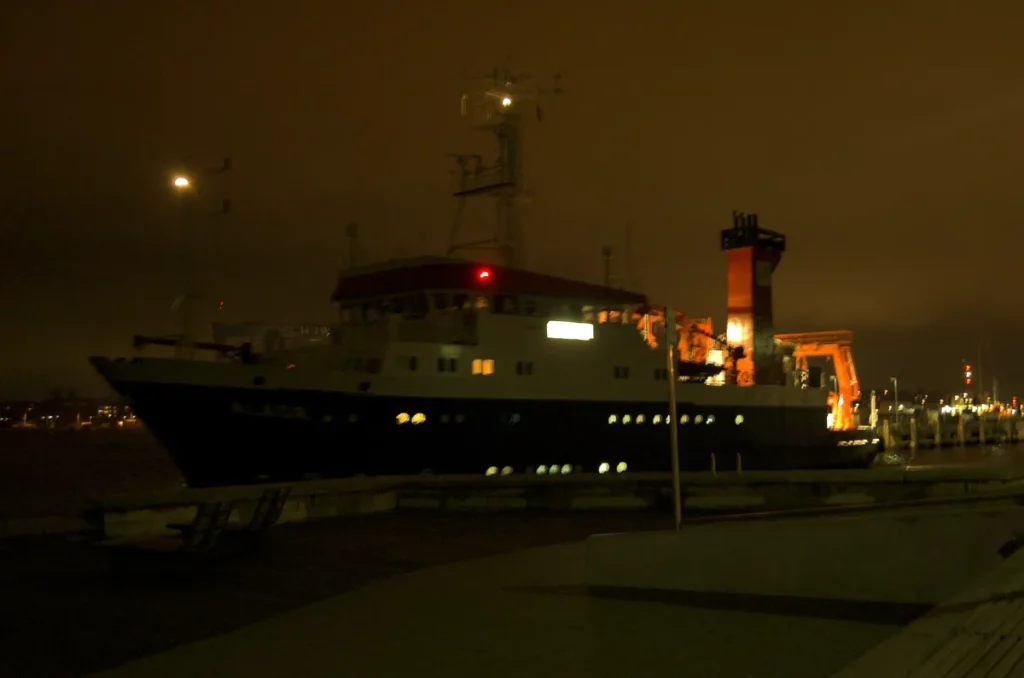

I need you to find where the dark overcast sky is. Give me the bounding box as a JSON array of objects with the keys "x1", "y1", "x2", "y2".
[{"x1": 1, "y1": 0, "x2": 1022, "y2": 399}]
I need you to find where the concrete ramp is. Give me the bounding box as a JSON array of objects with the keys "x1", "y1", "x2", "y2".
[{"x1": 586, "y1": 505, "x2": 1024, "y2": 608}]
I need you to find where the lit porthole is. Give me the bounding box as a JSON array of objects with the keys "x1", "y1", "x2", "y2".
[
  {"x1": 622, "y1": 414, "x2": 632, "y2": 424},
  {"x1": 560, "y1": 464, "x2": 572, "y2": 475},
  {"x1": 485, "y1": 466, "x2": 498, "y2": 476},
  {"x1": 440, "y1": 414, "x2": 450, "y2": 423},
  {"x1": 694, "y1": 414, "x2": 703, "y2": 424},
  {"x1": 537, "y1": 465, "x2": 548, "y2": 475},
  {"x1": 680, "y1": 414, "x2": 690, "y2": 424},
  {"x1": 666, "y1": 415, "x2": 672, "y2": 424},
  {"x1": 636, "y1": 414, "x2": 645, "y2": 424},
  {"x1": 598, "y1": 462, "x2": 610, "y2": 474},
  {"x1": 706, "y1": 415, "x2": 715, "y2": 425},
  {"x1": 455, "y1": 414, "x2": 466, "y2": 423},
  {"x1": 616, "y1": 461, "x2": 628, "y2": 474},
  {"x1": 735, "y1": 414, "x2": 744, "y2": 425},
  {"x1": 396, "y1": 412, "x2": 410, "y2": 425},
  {"x1": 608, "y1": 414, "x2": 618, "y2": 424},
  {"x1": 411, "y1": 412, "x2": 426, "y2": 425},
  {"x1": 653, "y1": 414, "x2": 662, "y2": 424},
  {"x1": 501, "y1": 466, "x2": 513, "y2": 476}
]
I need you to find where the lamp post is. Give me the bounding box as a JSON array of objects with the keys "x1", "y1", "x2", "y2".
[
  {"x1": 172, "y1": 175, "x2": 195, "y2": 358},
  {"x1": 890, "y1": 376, "x2": 899, "y2": 429}
]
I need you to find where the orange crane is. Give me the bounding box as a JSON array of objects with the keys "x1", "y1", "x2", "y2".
[{"x1": 774, "y1": 330, "x2": 861, "y2": 430}]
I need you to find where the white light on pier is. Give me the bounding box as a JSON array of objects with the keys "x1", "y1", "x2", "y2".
[{"x1": 546, "y1": 320, "x2": 594, "y2": 341}]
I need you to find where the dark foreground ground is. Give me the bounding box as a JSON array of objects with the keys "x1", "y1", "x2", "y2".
[
  {"x1": 0, "y1": 429, "x2": 1021, "y2": 677},
  {"x1": 0, "y1": 510, "x2": 671, "y2": 678}
]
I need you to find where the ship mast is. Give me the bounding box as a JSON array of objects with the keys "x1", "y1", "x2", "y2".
[{"x1": 447, "y1": 68, "x2": 562, "y2": 269}]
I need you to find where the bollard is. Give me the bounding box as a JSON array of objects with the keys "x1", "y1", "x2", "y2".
[
  {"x1": 736, "y1": 452, "x2": 743, "y2": 475},
  {"x1": 710, "y1": 453, "x2": 717, "y2": 476}
]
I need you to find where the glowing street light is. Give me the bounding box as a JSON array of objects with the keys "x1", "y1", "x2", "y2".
[{"x1": 172, "y1": 175, "x2": 190, "y2": 189}]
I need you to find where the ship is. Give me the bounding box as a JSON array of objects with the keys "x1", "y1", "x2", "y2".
[{"x1": 89, "y1": 69, "x2": 879, "y2": 488}]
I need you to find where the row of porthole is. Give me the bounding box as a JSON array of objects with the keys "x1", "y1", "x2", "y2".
[
  {"x1": 485, "y1": 462, "x2": 629, "y2": 476},
  {"x1": 609, "y1": 414, "x2": 745, "y2": 426}
]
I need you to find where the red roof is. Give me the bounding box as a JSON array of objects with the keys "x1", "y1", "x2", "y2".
[{"x1": 330, "y1": 258, "x2": 647, "y2": 305}]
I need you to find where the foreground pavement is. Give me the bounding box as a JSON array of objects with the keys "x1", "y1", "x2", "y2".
[{"x1": 93, "y1": 501, "x2": 1024, "y2": 678}]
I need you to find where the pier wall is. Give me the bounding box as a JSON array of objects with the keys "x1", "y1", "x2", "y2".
[{"x1": 4, "y1": 468, "x2": 1024, "y2": 539}]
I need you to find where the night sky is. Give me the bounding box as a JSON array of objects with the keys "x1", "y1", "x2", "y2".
[{"x1": 2, "y1": 1, "x2": 1022, "y2": 399}]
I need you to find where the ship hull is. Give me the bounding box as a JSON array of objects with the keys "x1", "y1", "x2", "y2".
[{"x1": 95, "y1": 362, "x2": 879, "y2": 487}]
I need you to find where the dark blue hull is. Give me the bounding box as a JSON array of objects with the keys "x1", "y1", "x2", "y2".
[{"x1": 105, "y1": 377, "x2": 879, "y2": 488}]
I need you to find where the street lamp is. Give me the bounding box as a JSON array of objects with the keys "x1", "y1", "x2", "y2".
[{"x1": 890, "y1": 376, "x2": 899, "y2": 428}]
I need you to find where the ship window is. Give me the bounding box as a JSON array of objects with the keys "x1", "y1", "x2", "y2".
[
  {"x1": 694, "y1": 414, "x2": 703, "y2": 424},
  {"x1": 432, "y1": 293, "x2": 451, "y2": 311},
  {"x1": 411, "y1": 412, "x2": 426, "y2": 425},
  {"x1": 449, "y1": 358, "x2": 457, "y2": 372},
  {"x1": 396, "y1": 412, "x2": 410, "y2": 425},
  {"x1": 680, "y1": 414, "x2": 690, "y2": 424},
  {"x1": 614, "y1": 366, "x2": 630, "y2": 379},
  {"x1": 475, "y1": 295, "x2": 489, "y2": 309},
  {"x1": 622, "y1": 415, "x2": 632, "y2": 424},
  {"x1": 455, "y1": 414, "x2": 465, "y2": 423},
  {"x1": 253, "y1": 376, "x2": 266, "y2": 386},
  {"x1": 407, "y1": 293, "x2": 429, "y2": 318},
  {"x1": 608, "y1": 414, "x2": 618, "y2": 424},
  {"x1": 706, "y1": 415, "x2": 715, "y2": 424},
  {"x1": 523, "y1": 298, "x2": 537, "y2": 316},
  {"x1": 366, "y1": 358, "x2": 381, "y2": 374},
  {"x1": 437, "y1": 357, "x2": 445, "y2": 372},
  {"x1": 494, "y1": 294, "x2": 519, "y2": 314},
  {"x1": 652, "y1": 414, "x2": 662, "y2": 424},
  {"x1": 654, "y1": 368, "x2": 669, "y2": 380},
  {"x1": 390, "y1": 297, "x2": 406, "y2": 314},
  {"x1": 440, "y1": 414, "x2": 450, "y2": 423},
  {"x1": 437, "y1": 357, "x2": 458, "y2": 373},
  {"x1": 515, "y1": 361, "x2": 534, "y2": 375},
  {"x1": 453, "y1": 293, "x2": 470, "y2": 310},
  {"x1": 472, "y1": 358, "x2": 496, "y2": 376},
  {"x1": 408, "y1": 356, "x2": 418, "y2": 371},
  {"x1": 735, "y1": 414, "x2": 744, "y2": 425},
  {"x1": 636, "y1": 414, "x2": 645, "y2": 424}
]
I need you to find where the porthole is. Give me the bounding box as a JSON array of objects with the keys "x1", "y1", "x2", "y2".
[
  {"x1": 636, "y1": 414, "x2": 645, "y2": 424},
  {"x1": 653, "y1": 414, "x2": 662, "y2": 424},
  {"x1": 485, "y1": 466, "x2": 498, "y2": 476},
  {"x1": 616, "y1": 461, "x2": 628, "y2": 474},
  {"x1": 608, "y1": 414, "x2": 618, "y2": 424},
  {"x1": 622, "y1": 414, "x2": 632, "y2": 424},
  {"x1": 706, "y1": 415, "x2": 715, "y2": 425},
  {"x1": 560, "y1": 464, "x2": 572, "y2": 475},
  {"x1": 537, "y1": 465, "x2": 548, "y2": 475},
  {"x1": 411, "y1": 412, "x2": 426, "y2": 425},
  {"x1": 598, "y1": 462, "x2": 610, "y2": 474},
  {"x1": 735, "y1": 414, "x2": 744, "y2": 425},
  {"x1": 501, "y1": 466, "x2": 513, "y2": 476},
  {"x1": 396, "y1": 412, "x2": 410, "y2": 425},
  {"x1": 694, "y1": 414, "x2": 703, "y2": 424},
  {"x1": 680, "y1": 414, "x2": 690, "y2": 424}
]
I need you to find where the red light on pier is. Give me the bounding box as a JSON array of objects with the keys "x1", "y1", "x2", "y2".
[{"x1": 477, "y1": 268, "x2": 492, "y2": 282}]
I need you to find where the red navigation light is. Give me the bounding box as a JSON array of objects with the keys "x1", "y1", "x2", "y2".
[{"x1": 477, "y1": 268, "x2": 492, "y2": 282}]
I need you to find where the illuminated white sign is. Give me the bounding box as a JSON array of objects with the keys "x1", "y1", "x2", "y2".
[{"x1": 546, "y1": 320, "x2": 594, "y2": 341}]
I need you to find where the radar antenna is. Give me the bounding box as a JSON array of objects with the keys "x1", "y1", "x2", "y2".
[{"x1": 447, "y1": 68, "x2": 563, "y2": 268}]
